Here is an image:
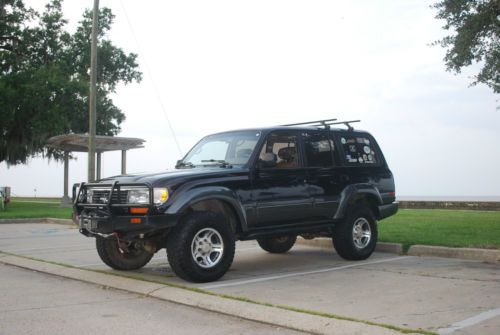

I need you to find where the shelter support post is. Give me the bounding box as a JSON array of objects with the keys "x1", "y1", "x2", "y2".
[
  {"x1": 121, "y1": 150, "x2": 127, "y2": 175},
  {"x1": 61, "y1": 151, "x2": 72, "y2": 207},
  {"x1": 96, "y1": 152, "x2": 102, "y2": 180}
]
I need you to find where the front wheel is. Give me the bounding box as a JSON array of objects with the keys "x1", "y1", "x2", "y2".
[
  {"x1": 332, "y1": 205, "x2": 377, "y2": 260},
  {"x1": 96, "y1": 237, "x2": 154, "y2": 270},
  {"x1": 257, "y1": 235, "x2": 297, "y2": 253},
  {"x1": 166, "y1": 212, "x2": 235, "y2": 283}
]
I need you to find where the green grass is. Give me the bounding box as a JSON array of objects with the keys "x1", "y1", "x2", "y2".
[
  {"x1": 379, "y1": 209, "x2": 500, "y2": 250},
  {"x1": 0, "y1": 198, "x2": 72, "y2": 219},
  {"x1": 1, "y1": 199, "x2": 499, "y2": 250}
]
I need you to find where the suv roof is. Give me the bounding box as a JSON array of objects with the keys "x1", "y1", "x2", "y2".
[{"x1": 209, "y1": 119, "x2": 368, "y2": 137}]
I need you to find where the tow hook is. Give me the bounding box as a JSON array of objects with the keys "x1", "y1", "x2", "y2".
[{"x1": 113, "y1": 232, "x2": 124, "y2": 254}]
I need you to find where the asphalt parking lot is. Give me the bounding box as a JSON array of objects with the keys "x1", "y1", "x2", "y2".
[{"x1": 1, "y1": 223, "x2": 499, "y2": 335}]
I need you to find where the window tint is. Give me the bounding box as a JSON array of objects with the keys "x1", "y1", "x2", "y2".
[
  {"x1": 258, "y1": 132, "x2": 299, "y2": 168},
  {"x1": 303, "y1": 131, "x2": 334, "y2": 167},
  {"x1": 183, "y1": 131, "x2": 260, "y2": 166},
  {"x1": 232, "y1": 139, "x2": 258, "y2": 164},
  {"x1": 338, "y1": 134, "x2": 378, "y2": 164}
]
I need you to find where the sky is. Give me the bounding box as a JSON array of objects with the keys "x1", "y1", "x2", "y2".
[{"x1": 1, "y1": 0, "x2": 499, "y2": 198}]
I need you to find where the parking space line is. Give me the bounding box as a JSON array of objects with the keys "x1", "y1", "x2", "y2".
[
  {"x1": 201, "y1": 256, "x2": 407, "y2": 290},
  {"x1": 437, "y1": 307, "x2": 500, "y2": 334},
  {"x1": 236, "y1": 246, "x2": 261, "y2": 252}
]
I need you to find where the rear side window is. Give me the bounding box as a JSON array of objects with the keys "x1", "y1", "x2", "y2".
[
  {"x1": 338, "y1": 134, "x2": 378, "y2": 165},
  {"x1": 303, "y1": 131, "x2": 334, "y2": 167}
]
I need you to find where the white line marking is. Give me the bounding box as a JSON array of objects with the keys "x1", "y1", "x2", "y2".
[
  {"x1": 236, "y1": 246, "x2": 261, "y2": 252},
  {"x1": 437, "y1": 308, "x2": 500, "y2": 334},
  {"x1": 201, "y1": 256, "x2": 407, "y2": 289}
]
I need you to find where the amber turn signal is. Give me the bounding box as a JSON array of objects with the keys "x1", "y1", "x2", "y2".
[{"x1": 130, "y1": 207, "x2": 148, "y2": 214}]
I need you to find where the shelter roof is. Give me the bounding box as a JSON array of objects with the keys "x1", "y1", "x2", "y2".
[{"x1": 47, "y1": 134, "x2": 145, "y2": 152}]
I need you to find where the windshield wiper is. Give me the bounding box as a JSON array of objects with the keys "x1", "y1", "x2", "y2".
[
  {"x1": 175, "y1": 161, "x2": 195, "y2": 169},
  {"x1": 201, "y1": 159, "x2": 233, "y2": 168}
]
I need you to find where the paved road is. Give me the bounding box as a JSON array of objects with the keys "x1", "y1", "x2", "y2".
[
  {"x1": 1, "y1": 223, "x2": 499, "y2": 334},
  {"x1": 0, "y1": 264, "x2": 303, "y2": 335}
]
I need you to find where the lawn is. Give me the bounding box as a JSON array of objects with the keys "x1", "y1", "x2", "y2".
[
  {"x1": 1, "y1": 200, "x2": 499, "y2": 250},
  {"x1": 379, "y1": 209, "x2": 500, "y2": 250},
  {"x1": 0, "y1": 199, "x2": 72, "y2": 219}
]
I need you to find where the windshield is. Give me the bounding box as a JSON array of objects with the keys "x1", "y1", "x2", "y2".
[{"x1": 181, "y1": 131, "x2": 261, "y2": 167}]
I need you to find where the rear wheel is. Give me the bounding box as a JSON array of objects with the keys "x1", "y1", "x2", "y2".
[
  {"x1": 166, "y1": 212, "x2": 235, "y2": 283},
  {"x1": 257, "y1": 235, "x2": 297, "y2": 253},
  {"x1": 96, "y1": 237, "x2": 154, "y2": 270},
  {"x1": 332, "y1": 205, "x2": 377, "y2": 260}
]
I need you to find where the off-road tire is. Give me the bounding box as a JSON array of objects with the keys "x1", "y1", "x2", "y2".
[
  {"x1": 96, "y1": 236, "x2": 154, "y2": 270},
  {"x1": 166, "y1": 211, "x2": 235, "y2": 283},
  {"x1": 332, "y1": 205, "x2": 377, "y2": 260},
  {"x1": 257, "y1": 235, "x2": 297, "y2": 253}
]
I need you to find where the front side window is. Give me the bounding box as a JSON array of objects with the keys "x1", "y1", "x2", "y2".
[
  {"x1": 303, "y1": 131, "x2": 334, "y2": 167},
  {"x1": 258, "y1": 132, "x2": 300, "y2": 168},
  {"x1": 181, "y1": 131, "x2": 261, "y2": 166},
  {"x1": 338, "y1": 134, "x2": 378, "y2": 165}
]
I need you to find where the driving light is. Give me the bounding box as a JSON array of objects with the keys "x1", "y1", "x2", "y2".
[{"x1": 153, "y1": 188, "x2": 169, "y2": 205}]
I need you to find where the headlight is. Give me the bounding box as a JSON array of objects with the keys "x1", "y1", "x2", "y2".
[
  {"x1": 86, "y1": 188, "x2": 108, "y2": 204},
  {"x1": 153, "y1": 188, "x2": 169, "y2": 205},
  {"x1": 127, "y1": 188, "x2": 150, "y2": 204},
  {"x1": 86, "y1": 189, "x2": 94, "y2": 203}
]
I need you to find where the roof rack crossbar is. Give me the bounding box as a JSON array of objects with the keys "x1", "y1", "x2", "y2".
[
  {"x1": 329, "y1": 120, "x2": 361, "y2": 131},
  {"x1": 280, "y1": 118, "x2": 337, "y2": 127}
]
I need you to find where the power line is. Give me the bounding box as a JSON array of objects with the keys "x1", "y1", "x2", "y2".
[{"x1": 118, "y1": 0, "x2": 183, "y2": 156}]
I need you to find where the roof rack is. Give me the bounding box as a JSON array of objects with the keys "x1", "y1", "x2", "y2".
[
  {"x1": 281, "y1": 118, "x2": 337, "y2": 127},
  {"x1": 281, "y1": 119, "x2": 360, "y2": 131}
]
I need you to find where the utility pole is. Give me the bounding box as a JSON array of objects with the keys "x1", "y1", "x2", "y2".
[{"x1": 88, "y1": 0, "x2": 99, "y2": 182}]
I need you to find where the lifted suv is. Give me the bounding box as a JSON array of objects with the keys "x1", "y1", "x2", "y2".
[{"x1": 74, "y1": 119, "x2": 397, "y2": 282}]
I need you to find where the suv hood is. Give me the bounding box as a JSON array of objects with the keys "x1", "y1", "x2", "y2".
[{"x1": 99, "y1": 166, "x2": 247, "y2": 187}]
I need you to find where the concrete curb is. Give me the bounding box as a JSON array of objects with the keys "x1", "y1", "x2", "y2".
[
  {"x1": 0, "y1": 218, "x2": 74, "y2": 225},
  {"x1": 296, "y1": 237, "x2": 404, "y2": 255},
  {"x1": 407, "y1": 245, "x2": 500, "y2": 263},
  {"x1": 296, "y1": 238, "x2": 499, "y2": 263},
  {"x1": 0, "y1": 253, "x2": 402, "y2": 335}
]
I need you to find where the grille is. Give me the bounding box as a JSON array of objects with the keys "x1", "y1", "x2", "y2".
[{"x1": 89, "y1": 189, "x2": 128, "y2": 204}]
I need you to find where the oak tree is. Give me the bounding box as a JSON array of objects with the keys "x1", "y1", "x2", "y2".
[
  {"x1": 433, "y1": 0, "x2": 499, "y2": 94},
  {"x1": 0, "y1": 0, "x2": 141, "y2": 164}
]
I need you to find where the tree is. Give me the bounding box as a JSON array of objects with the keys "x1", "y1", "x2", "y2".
[
  {"x1": 433, "y1": 0, "x2": 499, "y2": 94},
  {"x1": 0, "y1": 0, "x2": 142, "y2": 165}
]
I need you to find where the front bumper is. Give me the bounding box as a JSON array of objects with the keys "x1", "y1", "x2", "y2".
[
  {"x1": 377, "y1": 202, "x2": 398, "y2": 220},
  {"x1": 73, "y1": 182, "x2": 177, "y2": 239},
  {"x1": 77, "y1": 211, "x2": 178, "y2": 238}
]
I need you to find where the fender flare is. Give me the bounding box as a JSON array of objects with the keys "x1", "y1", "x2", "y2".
[
  {"x1": 165, "y1": 186, "x2": 248, "y2": 231},
  {"x1": 334, "y1": 184, "x2": 383, "y2": 220}
]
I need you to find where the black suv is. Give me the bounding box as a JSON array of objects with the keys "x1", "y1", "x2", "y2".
[{"x1": 74, "y1": 119, "x2": 397, "y2": 282}]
